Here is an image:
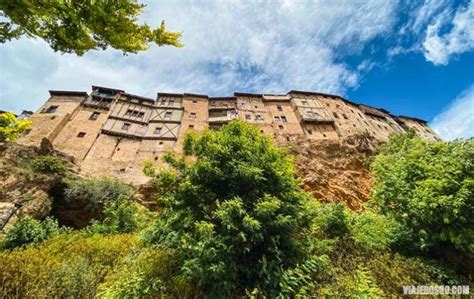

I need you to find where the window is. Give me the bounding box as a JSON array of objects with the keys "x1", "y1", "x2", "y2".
[
  {"x1": 326, "y1": 103, "x2": 330, "y2": 107},
  {"x1": 302, "y1": 100, "x2": 308, "y2": 106},
  {"x1": 192, "y1": 100, "x2": 198, "y2": 104},
  {"x1": 159, "y1": 141, "x2": 164, "y2": 146},
  {"x1": 342, "y1": 113, "x2": 348, "y2": 120},
  {"x1": 274, "y1": 116, "x2": 280, "y2": 121},
  {"x1": 281, "y1": 116, "x2": 287, "y2": 123},
  {"x1": 122, "y1": 123, "x2": 131, "y2": 131},
  {"x1": 125, "y1": 110, "x2": 144, "y2": 118},
  {"x1": 190, "y1": 112, "x2": 196, "y2": 119},
  {"x1": 277, "y1": 105, "x2": 283, "y2": 111},
  {"x1": 245, "y1": 114, "x2": 252, "y2": 120},
  {"x1": 168, "y1": 99, "x2": 175, "y2": 106},
  {"x1": 154, "y1": 127, "x2": 162, "y2": 134},
  {"x1": 286, "y1": 136, "x2": 290, "y2": 142},
  {"x1": 189, "y1": 124, "x2": 195, "y2": 128},
  {"x1": 44, "y1": 105, "x2": 58, "y2": 113},
  {"x1": 278, "y1": 125, "x2": 284, "y2": 130},
  {"x1": 307, "y1": 129, "x2": 313, "y2": 135},
  {"x1": 333, "y1": 112, "x2": 339, "y2": 119},
  {"x1": 89, "y1": 111, "x2": 100, "y2": 120},
  {"x1": 160, "y1": 99, "x2": 166, "y2": 106},
  {"x1": 336, "y1": 104, "x2": 340, "y2": 108},
  {"x1": 351, "y1": 109, "x2": 354, "y2": 113},
  {"x1": 323, "y1": 133, "x2": 327, "y2": 137},
  {"x1": 77, "y1": 132, "x2": 86, "y2": 138},
  {"x1": 255, "y1": 115, "x2": 263, "y2": 120},
  {"x1": 164, "y1": 112, "x2": 172, "y2": 120}
]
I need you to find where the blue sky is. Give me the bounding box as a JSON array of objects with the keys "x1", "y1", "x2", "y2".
[{"x1": 0, "y1": 0, "x2": 473, "y2": 140}]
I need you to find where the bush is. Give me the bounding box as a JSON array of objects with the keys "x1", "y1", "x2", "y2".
[
  {"x1": 0, "y1": 216, "x2": 69, "y2": 250},
  {"x1": 371, "y1": 132, "x2": 474, "y2": 256},
  {"x1": 0, "y1": 112, "x2": 31, "y2": 142},
  {"x1": 31, "y1": 155, "x2": 67, "y2": 175},
  {"x1": 0, "y1": 233, "x2": 139, "y2": 298},
  {"x1": 64, "y1": 177, "x2": 134, "y2": 217},
  {"x1": 143, "y1": 121, "x2": 328, "y2": 297}
]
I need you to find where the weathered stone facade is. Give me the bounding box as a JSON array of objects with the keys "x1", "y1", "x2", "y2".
[{"x1": 18, "y1": 86, "x2": 441, "y2": 185}]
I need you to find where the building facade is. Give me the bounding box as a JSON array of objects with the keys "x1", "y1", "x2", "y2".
[{"x1": 18, "y1": 86, "x2": 441, "y2": 184}]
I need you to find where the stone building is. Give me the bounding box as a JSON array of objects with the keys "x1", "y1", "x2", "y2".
[{"x1": 18, "y1": 86, "x2": 441, "y2": 185}]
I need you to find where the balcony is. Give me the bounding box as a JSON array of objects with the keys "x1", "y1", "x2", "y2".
[
  {"x1": 300, "y1": 108, "x2": 334, "y2": 123},
  {"x1": 208, "y1": 114, "x2": 237, "y2": 123},
  {"x1": 83, "y1": 96, "x2": 113, "y2": 109}
]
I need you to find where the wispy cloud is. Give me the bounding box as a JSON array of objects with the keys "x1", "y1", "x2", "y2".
[
  {"x1": 431, "y1": 85, "x2": 474, "y2": 140},
  {"x1": 422, "y1": 0, "x2": 474, "y2": 65},
  {"x1": 0, "y1": 0, "x2": 399, "y2": 113}
]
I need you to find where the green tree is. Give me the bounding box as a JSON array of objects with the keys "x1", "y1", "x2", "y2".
[
  {"x1": 371, "y1": 132, "x2": 474, "y2": 256},
  {"x1": 143, "y1": 120, "x2": 328, "y2": 297},
  {"x1": 0, "y1": 0, "x2": 182, "y2": 55},
  {"x1": 0, "y1": 112, "x2": 31, "y2": 142}
]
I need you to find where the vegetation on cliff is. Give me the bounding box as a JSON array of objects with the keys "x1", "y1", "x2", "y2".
[{"x1": 0, "y1": 121, "x2": 472, "y2": 297}]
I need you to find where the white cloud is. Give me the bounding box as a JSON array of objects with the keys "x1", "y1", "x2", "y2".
[
  {"x1": 431, "y1": 85, "x2": 474, "y2": 140},
  {"x1": 422, "y1": 0, "x2": 474, "y2": 65},
  {"x1": 0, "y1": 0, "x2": 399, "y2": 113}
]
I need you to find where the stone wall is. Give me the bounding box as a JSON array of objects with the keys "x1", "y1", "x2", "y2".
[{"x1": 19, "y1": 87, "x2": 441, "y2": 185}]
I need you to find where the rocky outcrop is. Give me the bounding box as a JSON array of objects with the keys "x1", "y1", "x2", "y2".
[
  {"x1": 290, "y1": 135, "x2": 379, "y2": 210},
  {"x1": 0, "y1": 141, "x2": 77, "y2": 230}
]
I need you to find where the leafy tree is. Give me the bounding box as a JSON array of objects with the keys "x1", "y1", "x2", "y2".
[
  {"x1": 143, "y1": 120, "x2": 328, "y2": 297},
  {"x1": 0, "y1": 0, "x2": 183, "y2": 55},
  {"x1": 1, "y1": 216, "x2": 69, "y2": 250},
  {"x1": 0, "y1": 112, "x2": 31, "y2": 142},
  {"x1": 31, "y1": 155, "x2": 67, "y2": 175},
  {"x1": 371, "y1": 132, "x2": 474, "y2": 256}
]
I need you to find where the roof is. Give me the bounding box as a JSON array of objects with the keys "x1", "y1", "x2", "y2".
[
  {"x1": 157, "y1": 92, "x2": 183, "y2": 98},
  {"x1": 262, "y1": 94, "x2": 291, "y2": 101},
  {"x1": 288, "y1": 90, "x2": 359, "y2": 107},
  {"x1": 359, "y1": 104, "x2": 388, "y2": 118},
  {"x1": 91, "y1": 85, "x2": 124, "y2": 93},
  {"x1": 121, "y1": 92, "x2": 155, "y2": 103},
  {"x1": 184, "y1": 93, "x2": 209, "y2": 98},
  {"x1": 209, "y1": 96, "x2": 237, "y2": 101},
  {"x1": 49, "y1": 90, "x2": 88, "y2": 97},
  {"x1": 234, "y1": 92, "x2": 263, "y2": 97},
  {"x1": 397, "y1": 115, "x2": 428, "y2": 124}
]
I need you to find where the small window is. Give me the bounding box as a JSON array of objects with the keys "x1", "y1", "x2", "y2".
[
  {"x1": 336, "y1": 104, "x2": 340, "y2": 108},
  {"x1": 44, "y1": 105, "x2": 58, "y2": 113},
  {"x1": 119, "y1": 168, "x2": 126, "y2": 172},
  {"x1": 286, "y1": 136, "x2": 290, "y2": 142},
  {"x1": 89, "y1": 111, "x2": 100, "y2": 120},
  {"x1": 277, "y1": 105, "x2": 283, "y2": 111},
  {"x1": 122, "y1": 123, "x2": 131, "y2": 131},
  {"x1": 254, "y1": 105, "x2": 258, "y2": 109},
  {"x1": 168, "y1": 99, "x2": 175, "y2": 106},
  {"x1": 160, "y1": 99, "x2": 166, "y2": 106},
  {"x1": 274, "y1": 116, "x2": 280, "y2": 121},
  {"x1": 260, "y1": 130, "x2": 264, "y2": 133},
  {"x1": 164, "y1": 112, "x2": 172, "y2": 120},
  {"x1": 351, "y1": 109, "x2": 354, "y2": 113},
  {"x1": 255, "y1": 115, "x2": 263, "y2": 120},
  {"x1": 333, "y1": 112, "x2": 339, "y2": 119},
  {"x1": 323, "y1": 133, "x2": 327, "y2": 137},
  {"x1": 192, "y1": 100, "x2": 198, "y2": 104},
  {"x1": 154, "y1": 127, "x2": 162, "y2": 134},
  {"x1": 159, "y1": 141, "x2": 164, "y2": 145},
  {"x1": 281, "y1": 116, "x2": 287, "y2": 123},
  {"x1": 326, "y1": 103, "x2": 330, "y2": 107},
  {"x1": 190, "y1": 112, "x2": 196, "y2": 119},
  {"x1": 154, "y1": 157, "x2": 159, "y2": 161},
  {"x1": 245, "y1": 114, "x2": 251, "y2": 120},
  {"x1": 51, "y1": 116, "x2": 56, "y2": 120},
  {"x1": 302, "y1": 100, "x2": 308, "y2": 106},
  {"x1": 307, "y1": 129, "x2": 312, "y2": 135},
  {"x1": 77, "y1": 132, "x2": 86, "y2": 138},
  {"x1": 189, "y1": 124, "x2": 195, "y2": 128},
  {"x1": 279, "y1": 125, "x2": 284, "y2": 130},
  {"x1": 342, "y1": 114, "x2": 348, "y2": 120}
]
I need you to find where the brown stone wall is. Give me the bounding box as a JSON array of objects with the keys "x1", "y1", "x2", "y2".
[
  {"x1": 18, "y1": 95, "x2": 84, "y2": 146},
  {"x1": 53, "y1": 107, "x2": 108, "y2": 161},
  {"x1": 178, "y1": 95, "x2": 209, "y2": 144},
  {"x1": 397, "y1": 117, "x2": 440, "y2": 141},
  {"x1": 236, "y1": 95, "x2": 273, "y2": 134},
  {"x1": 264, "y1": 100, "x2": 304, "y2": 144}
]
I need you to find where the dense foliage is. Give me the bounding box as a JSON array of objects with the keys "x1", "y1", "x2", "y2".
[
  {"x1": 0, "y1": 0, "x2": 182, "y2": 55},
  {"x1": 143, "y1": 121, "x2": 328, "y2": 297},
  {"x1": 0, "y1": 112, "x2": 30, "y2": 142},
  {"x1": 0, "y1": 123, "x2": 471, "y2": 297},
  {"x1": 371, "y1": 132, "x2": 474, "y2": 256},
  {"x1": 64, "y1": 177, "x2": 134, "y2": 218},
  {"x1": 31, "y1": 155, "x2": 67, "y2": 175},
  {"x1": 0, "y1": 216, "x2": 69, "y2": 250}
]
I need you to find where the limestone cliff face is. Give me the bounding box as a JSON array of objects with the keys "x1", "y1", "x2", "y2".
[
  {"x1": 290, "y1": 135, "x2": 378, "y2": 210},
  {"x1": 1, "y1": 135, "x2": 378, "y2": 231},
  {"x1": 0, "y1": 141, "x2": 76, "y2": 231}
]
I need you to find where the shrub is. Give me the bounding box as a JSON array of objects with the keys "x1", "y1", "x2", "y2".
[
  {"x1": 31, "y1": 155, "x2": 67, "y2": 175},
  {"x1": 143, "y1": 120, "x2": 328, "y2": 297},
  {"x1": 0, "y1": 216, "x2": 69, "y2": 250},
  {"x1": 371, "y1": 132, "x2": 474, "y2": 256},
  {"x1": 0, "y1": 233, "x2": 139, "y2": 298},
  {"x1": 64, "y1": 177, "x2": 134, "y2": 217}
]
